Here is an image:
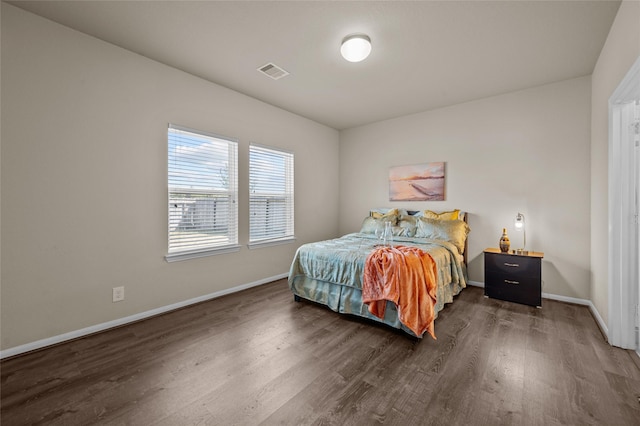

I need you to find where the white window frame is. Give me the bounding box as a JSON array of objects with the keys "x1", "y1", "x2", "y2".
[
  {"x1": 166, "y1": 124, "x2": 239, "y2": 262},
  {"x1": 248, "y1": 143, "x2": 295, "y2": 249}
]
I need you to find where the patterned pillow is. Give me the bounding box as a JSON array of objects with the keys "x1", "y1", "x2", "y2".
[
  {"x1": 415, "y1": 217, "x2": 470, "y2": 254},
  {"x1": 360, "y1": 216, "x2": 389, "y2": 234},
  {"x1": 370, "y1": 208, "x2": 400, "y2": 225},
  {"x1": 421, "y1": 209, "x2": 460, "y2": 221},
  {"x1": 393, "y1": 215, "x2": 417, "y2": 237}
]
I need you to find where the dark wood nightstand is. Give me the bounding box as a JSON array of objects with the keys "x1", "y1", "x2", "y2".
[{"x1": 483, "y1": 248, "x2": 544, "y2": 307}]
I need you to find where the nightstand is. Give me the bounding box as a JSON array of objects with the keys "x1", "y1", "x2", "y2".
[{"x1": 483, "y1": 248, "x2": 544, "y2": 307}]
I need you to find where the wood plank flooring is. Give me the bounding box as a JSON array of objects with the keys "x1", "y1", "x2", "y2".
[{"x1": 2, "y1": 280, "x2": 640, "y2": 425}]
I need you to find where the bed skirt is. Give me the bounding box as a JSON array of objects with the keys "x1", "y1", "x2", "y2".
[{"x1": 289, "y1": 273, "x2": 465, "y2": 338}]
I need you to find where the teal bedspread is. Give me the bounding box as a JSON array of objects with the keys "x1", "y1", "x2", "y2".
[{"x1": 288, "y1": 233, "x2": 468, "y2": 337}]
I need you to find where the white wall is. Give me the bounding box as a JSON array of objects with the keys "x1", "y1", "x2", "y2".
[
  {"x1": 339, "y1": 76, "x2": 592, "y2": 300},
  {"x1": 0, "y1": 4, "x2": 340, "y2": 350},
  {"x1": 590, "y1": 0, "x2": 640, "y2": 328}
]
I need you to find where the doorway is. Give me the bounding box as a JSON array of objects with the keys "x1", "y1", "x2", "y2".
[{"x1": 608, "y1": 56, "x2": 640, "y2": 352}]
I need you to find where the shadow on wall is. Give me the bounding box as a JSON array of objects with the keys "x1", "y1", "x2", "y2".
[
  {"x1": 540, "y1": 260, "x2": 587, "y2": 300},
  {"x1": 467, "y1": 252, "x2": 484, "y2": 284}
]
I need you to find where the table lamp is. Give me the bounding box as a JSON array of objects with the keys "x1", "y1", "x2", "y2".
[{"x1": 514, "y1": 212, "x2": 527, "y2": 255}]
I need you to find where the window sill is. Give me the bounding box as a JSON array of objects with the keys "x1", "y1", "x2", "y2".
[
  {"x1": 165, "y1": 244, "x2": 241, "y2": 262},
  {"x1": 247, "y1": 237, "x2": 296, "y2": 250}
]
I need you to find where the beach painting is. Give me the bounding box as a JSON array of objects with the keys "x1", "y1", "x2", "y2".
[{"x1": 389, "y1": 162, "x2": 445, "y2": 201}]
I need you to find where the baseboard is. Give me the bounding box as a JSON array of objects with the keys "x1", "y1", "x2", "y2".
[
  {"x1": 3, "y1": 276, "x2": 613, "y2": 359},
  {"x1": 0, "y1": 273, "x2": 288, "y2": 360},
  {"x1": 586, "y1": 300, "x2": 609, "y2": 340},
  {"x1": 467, "y1": 280, "x2": 609, "y2": 340},
  {"x1": 541, "y1": 292, "x2": 609, "y2": 339}
]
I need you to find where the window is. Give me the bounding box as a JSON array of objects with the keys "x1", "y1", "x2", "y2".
[
  {"x1": 166, "y1": 124, "x2": 238, "y2": 261},
  {"x1": 249, "y1": 144, "x2": 294, "y2": 247}
]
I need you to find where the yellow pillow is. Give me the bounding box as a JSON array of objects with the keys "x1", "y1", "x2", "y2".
[
  {"x1": 371, "y1": 208, "x2": 399, "y2": 224},
  {"x1": 415, "y1": 217, "x2": 469, "y2": 254},
  {"x1": 422, "y1": 209, "x2": 460, "y2": 221}
]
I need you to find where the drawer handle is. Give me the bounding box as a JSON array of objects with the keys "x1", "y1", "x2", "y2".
[
  {"x1": 504, "y1": 262, "x2": 520, "y2": 267},
  {"x1": 504, "y1": 279, "x2": 520, "y2": 285}
]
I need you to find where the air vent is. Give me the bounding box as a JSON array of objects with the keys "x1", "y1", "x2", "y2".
[{"x1": 258, "y1": 62, "x2": 289, "y2": 80}]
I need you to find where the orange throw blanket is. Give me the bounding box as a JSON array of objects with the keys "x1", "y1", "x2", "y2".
[{"x1": 362, "y1": 245, "x2": 438, "y2": 339}]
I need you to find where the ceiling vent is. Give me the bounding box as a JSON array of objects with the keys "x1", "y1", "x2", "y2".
[{"x1": 258, "y1": 62, "x2": 289, "y2": 80}]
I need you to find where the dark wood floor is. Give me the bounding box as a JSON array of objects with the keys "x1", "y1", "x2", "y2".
[{"x1": 2, "y1": 280, "x2": 640, "y2": 425}]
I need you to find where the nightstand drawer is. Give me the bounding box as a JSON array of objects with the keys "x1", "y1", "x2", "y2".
[
  {"x1": 486, "y1": 270, "x2": 539, "y2": 289},
  {"x1": 484, "y1": 273, "x2": 541, "y2": 306},
  {"x1": 484, "y1": 253, "x2": 540, "y2": 279}
]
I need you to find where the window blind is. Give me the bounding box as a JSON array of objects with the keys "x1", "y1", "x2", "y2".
[
  {"x1": 249, "y1": 144, "x2": 294, "y2": 244},
  {"x1": 167, "y1": 124, "x2": 238, "y2": 257}
]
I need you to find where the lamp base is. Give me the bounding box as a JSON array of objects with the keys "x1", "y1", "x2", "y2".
[{"x1": 514, "y1": 249, "x2": 529, "y2": 255}]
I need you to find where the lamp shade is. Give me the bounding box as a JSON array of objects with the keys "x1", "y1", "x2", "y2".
[{"x1": 340, "y1": 34, "x2": 371, "y2": 62}]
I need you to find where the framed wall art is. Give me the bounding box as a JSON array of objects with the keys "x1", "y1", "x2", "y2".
[{"x1": 389, "y1": 162, "x2": 445, "y2": 201}]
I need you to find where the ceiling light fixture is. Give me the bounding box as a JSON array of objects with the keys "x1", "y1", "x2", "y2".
[{"x1": 340, "y1": 34, "x2": 371, "y2": 63}]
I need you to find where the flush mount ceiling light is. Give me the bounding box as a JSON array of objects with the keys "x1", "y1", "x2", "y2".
[{"x1": 340, "y1": 34, "x2": 371, "y2": 63}]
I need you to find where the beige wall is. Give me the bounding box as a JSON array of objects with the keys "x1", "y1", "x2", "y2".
[
  {"x1": 0, "y1": 4, "x2": 340, "y2": 350},
  {"x1": 339, "y1": 76, "x2": 592, "y2": 300},
  {"x1": 590, "y1": 0, "x2": 640, "y2": 328}
]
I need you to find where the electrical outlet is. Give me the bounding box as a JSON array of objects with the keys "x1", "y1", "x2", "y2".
[{"x1": 112, "y1": 286, "x2": 125, "y2": 302}]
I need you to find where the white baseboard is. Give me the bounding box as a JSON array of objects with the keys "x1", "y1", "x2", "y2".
[
  {"x1": 0, "y1": 273, "x2": 288, "y2": 360},
  {"x1": 467, "y1": 280, "x2": 609, "y2": 340},
  {"x1": 3, "y1": 276, "x2": 613, "y2": 360},
  {"x1": 586, "y1": 300, "x2": 609, "y2": 339},
  {"x1": 542, "y1": 292, "x2": 609, "y2": 338}
]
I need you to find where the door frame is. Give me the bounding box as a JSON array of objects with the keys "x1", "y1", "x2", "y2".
[{"x1": 608, "y1": 55, "x2": 640, "y2": 350}]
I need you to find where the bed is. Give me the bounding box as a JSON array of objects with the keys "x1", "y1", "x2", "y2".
[{"x1": 288, "y1": 208, "x2": 470, "y2": 339}]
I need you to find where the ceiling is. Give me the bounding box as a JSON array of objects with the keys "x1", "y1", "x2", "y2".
[{"x1": 8, "y1": 0, "x2": 621, "y2": 130}]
